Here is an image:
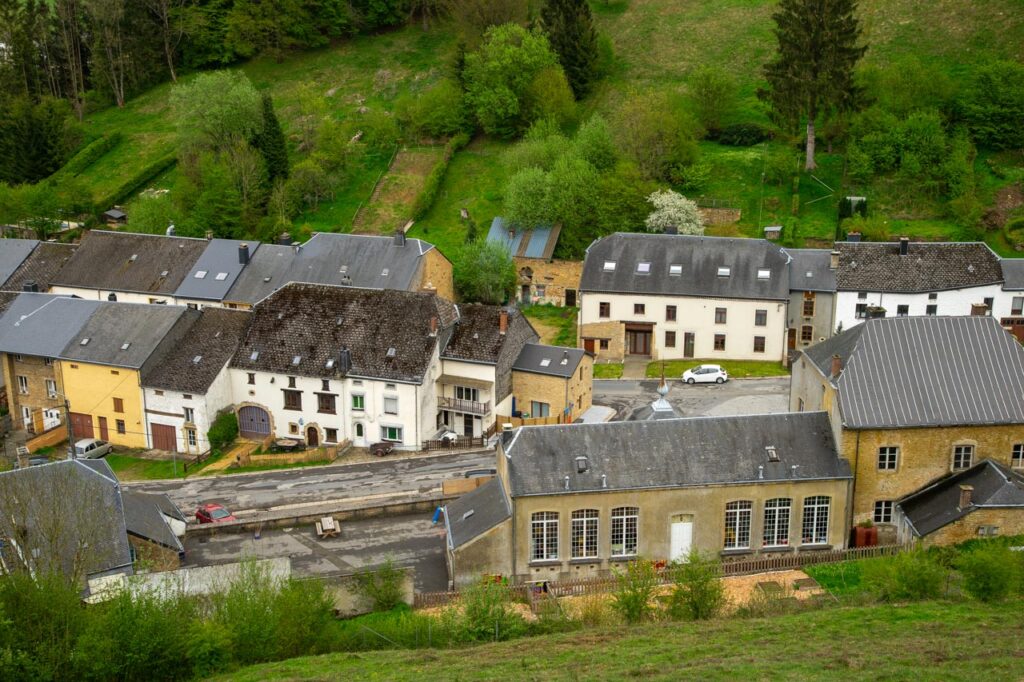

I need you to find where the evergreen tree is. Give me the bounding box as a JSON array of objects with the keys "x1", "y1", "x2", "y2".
[
  {"x1": 759, "y1": 0, "x2": 867, "y2": 170},
  {"x1": 539, "y1": 0, "x2": 598, "y2": 98},
  {"x1": 253, "y1": 93, "x2": 289, "y2": 183}
]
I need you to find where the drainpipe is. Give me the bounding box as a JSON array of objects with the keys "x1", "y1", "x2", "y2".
[{"x1": 847, "y1": 429, "x2": 861, "y2": 545}]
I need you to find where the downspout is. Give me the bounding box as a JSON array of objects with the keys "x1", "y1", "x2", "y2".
[{"x1": 848, "y1": 429, "x2": 861, "y2": 544}]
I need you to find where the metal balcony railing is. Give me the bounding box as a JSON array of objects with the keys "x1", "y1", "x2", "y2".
[{"x1": 438, "y1": 396, "x2": 491, "y2": 415}]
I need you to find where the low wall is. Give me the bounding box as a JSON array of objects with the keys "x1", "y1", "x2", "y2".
[
  {"x1": 442, "y1": 476, "x2": 494, "y2": 496},
  {"x1": 313, "y1": 569, "x2": 416, "y2": 618},
  {"x1": 241, "y1": 444, "x2": 342, "y2": 466},
  {"x1": 699, "y1": 207, "x2": 741, "y2": 225},
  {"x1": 26, "y1": 426, "x2": 67, "y2": 453}
]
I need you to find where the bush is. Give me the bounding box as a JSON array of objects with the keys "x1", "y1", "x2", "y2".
[
  {"x1": 207, "y1": 411, "x2": 238, "y2": 452},
  {"x1": 358, "y1": 110, "x2": 401, "y2": 152},
  {"x1": 862, "y1": 551, "x2": 946, "y2": 602},
  {"x1": 354, "y1": 558, "x2": 407, "y2": 612},
  {"x1": 611, "y1": 559, "x2": 660, "y2": 624},
  {"x1": 59, "y1": 132, "x2": 124, "y2": 177},
  {"x1": 666, "y1": 550, "x2": 726, "y2": 621},
  {"x1": 671, "y1": 159, "x2": 713, "y2": 192},
  {"x1": 395, "y1": 79, "x2": 467, "y2": 139},
  {"x1": 411, "y1": 133, "x2": 470, "y2": 220},
  {"x1": 94, "y1": 154, "x2": 177, "y2": 214},
  {"x1": 455, "y1": 579, "x2": 525, "y2": 642},
  {"x1": 957, "y1": 544, "x2": 1022, "y2": 603},
  {"x1": 210, "y1": 561, "x2": 282, "y2": 666},
  {"x1": 842, "y1": 214, "x2": 890, "y2": 242},
  {"x1": 958, "y1": 60, "x2": 1024, "y2": 150},
  {"x1": 613, "y1": 90, "x2": 699, "y2": 181},
  {"x1": 687, "y1": 65, "x2": 738, "y2": 131},
  {"x1": 707, "y1": 123, "x2": 774, "y2": 147},
  {"x1": 273, "y1": 579, "x2": 336, "y2": 659}
]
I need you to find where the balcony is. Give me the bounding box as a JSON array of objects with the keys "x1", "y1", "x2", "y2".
[{"x1": 438, "y1": 396, "x2": 491, "y2": 415}]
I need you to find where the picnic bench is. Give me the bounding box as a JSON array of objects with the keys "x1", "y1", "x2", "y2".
[{"x1": 315, "y1": 516, "x2": 340, "y2": 538}]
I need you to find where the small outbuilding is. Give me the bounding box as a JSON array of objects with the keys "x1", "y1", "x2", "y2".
[{"x1": 102, "y1": 208, "x2": 127, "y2": 226}]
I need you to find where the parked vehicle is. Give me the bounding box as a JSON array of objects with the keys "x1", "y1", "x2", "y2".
[
  {"x1": 74, "y1": 438, "x2": 113, "y2": 459},
  {"x1": 195, "y1": 503, "x2": 236, "y2": 524},
  {"x1": 682, "y1": 364, "x2": 729, "y2": 385}
]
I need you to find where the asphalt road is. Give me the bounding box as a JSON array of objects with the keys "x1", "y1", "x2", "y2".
[
  {"x1": 125, "y1": 449, "x2": 494, "y2": 516},
  {"x1": 593, "y1": 377, "x2": 790, "y2": 421}
]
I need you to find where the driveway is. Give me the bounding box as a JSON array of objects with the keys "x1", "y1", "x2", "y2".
[{"x1": 594, "y1": 377, "x2": 790, "y2": 421}]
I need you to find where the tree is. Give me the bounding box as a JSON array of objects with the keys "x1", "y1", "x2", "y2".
[
  {"x1": 571, "y1": 115, "x2": 617, "y2": 171},
  {"x1": 452, "y1": 0, "x2": 529, "y2": 48},
  {"x1": 53, "y1": 0, "x2": 87, "y2": 119},
  {"x1": 505, "y1": 166, "x2": 552, "y2": 227},
  {"x1": 539, "y1": 0, "x2": 598, "y2": 98},
  {"x1": 0, "y1": 97, "x2": 77, "y2": 184},
  {"x1": 667, "y1": 549, "x2": 726, "y2": 621},
  {"x1": 958, "y1": 60, "x2": 1024, "y2": 150},
  {"x1": 759, "y1": 0, "x2": 867, "y2": 170},
  {"x1": 85, "y1": 0, "x2": 129, "y2": 107},
  {"x1": 612, "y1": 90, "x2": 698, "y2": 181},
  {"x1": 252, "y1": 93, "x2": 289, "y2": 183},
  {"x1": 408, "y1": 0, "x2": 450, "y2": 31},
  {"x1": 453, "y1": 238, "x2": 516, "y2": 304},
  {"x1": 645, "y1": 189, "x2": 704, "y2": 235},
  {"x1": 144, "y1": 0, "x2": 188, "y2": 81},
  {"x1": 128, "y1": 193, "x2": 179, "y2": 234},
  {"x1": 170, "y1": 70, "x2": 263, "y2": 153},
  {"x1": 687, "y1": 65, "x2": 737, "y2": 131}
]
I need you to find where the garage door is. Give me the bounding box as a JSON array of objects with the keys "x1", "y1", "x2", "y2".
[
  {"x1": 238, "y1": 406, "x2": 271, "y2": 438},
  {"x1": 69, "y1": 412, "x2": 93, "y2": 440},
  {"x1": 151, "y1": 423, "x2": 177, "y2": 452}
]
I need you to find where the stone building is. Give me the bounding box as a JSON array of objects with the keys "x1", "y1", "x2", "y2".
[
  {"x1": 487, "y1": 218, "x2": 581, "y2": 307},
  {"x1": 509, "y1": 344, "x2": 592, "y2": 423}
]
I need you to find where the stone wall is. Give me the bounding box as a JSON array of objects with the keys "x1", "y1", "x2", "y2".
[
  {"x1": 511, "y1": 355, "x2": 592, "y2": 423},
  {"x1": 579, "y1": 321, "x2": 625, "y2": 362},
  {"x1": 924, "y1": 508, "x2": 1024, "y2": 546},
  {"x1": 2, "y1": 352, "x2": 65, "y2": 435},
  {"x1": 418, "y1": 248, "x2": 455, "y2": 301},
  {"x1": 699, "y1": 208, "x2": 742, "y2": 225},
  {"x1": 515, "y1": 259, "x2": 583, "y2": 307}
]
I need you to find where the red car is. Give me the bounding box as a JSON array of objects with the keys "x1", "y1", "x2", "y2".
[{"x1": 195, "y1": 503, "x2": 237, "y2": 524}]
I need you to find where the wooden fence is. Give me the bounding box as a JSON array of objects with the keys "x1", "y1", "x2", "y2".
[
  {"x1": 422, "y1": 435, "x2": 487, "y2": 451},
  {"x1": 182, "y1": 449, "x2": 213, "y2": 473}
]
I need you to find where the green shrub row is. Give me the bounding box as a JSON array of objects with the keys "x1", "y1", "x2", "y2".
[
  {"x1": 59, "y1": 132, "x2": 125, "y2": 177},
  {"x1": 93, "y1": 153, "x2": 177, "y2": 214},
  {"x1": 410, "y1": 132, "x2": 471, "y2": 221}
]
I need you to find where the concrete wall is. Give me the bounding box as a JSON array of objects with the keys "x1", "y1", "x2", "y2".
[
  {"x1": 834, "y1": 284, "x2": 1002, "y2": 331},
  {"x1": 511, "y1": 355, "x2": 593, "y2": 423},
  {"x1": 449, "y1": 518, "x2": 513, "y2": 589},
  {"x1": 60, "y1": 361, "x2": 147, "y2": 448},
  {"x1": 787, "y1": 291, "x2": 837, "y2": 348},
  {"x1": 515, "y1": 259, "x2": 583, "y2": 307},
  {"x1": 2, "y1": 352, "x2": 65, "y2": 434}
]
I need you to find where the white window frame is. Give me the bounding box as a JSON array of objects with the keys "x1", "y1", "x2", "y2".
[
  {"x1": 610, "y1": 507, "x2": 638, "y2": 557},
  {"x1": 801, "y1": 496, "x2": 830, "y2": 545},
  {"x1": 1012, "y1": 444, "x2": 1024, "y2": 469},
  {"x1": 45, "y1": 379, "x2": 57, "y2": 398},
  {"x1": 380, "y1": 425, "x2": 403, "y2": 442},
  {"x1": 17, "y1": 375, "x2": 28, "y2": 395},
  {"x1": 531, "y1": 511, "x2": 559, "y2": 561},
  {"x1": 186, "y1": 428, "x2": 198, "y2": 448},
  {"x1": 570, "y1": 509, "x2": 599, "y2": 559},
  {"x1": 383, "y1": 396, "x2": 399, "y2": 415},
  {"x1": 762, "y1": 498, "x2": 791, "y2": 547},
  {"x1": 952, "y1": 444, "x2": 974, "y2": 470},
  {"x1": 724, "y1": 500, "x2": 752, "y2": 549},
  {"x1": 877, "y1": 446, "x2": 899, "y2": 471},
  {"x1": 183, "y1": 407, "x2": 195, "y2": 423},
  {"x1": 455, "y1": 386, "x2": 479, "y2": 402}
]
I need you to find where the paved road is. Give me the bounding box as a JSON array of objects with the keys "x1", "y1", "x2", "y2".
[
  {"x1": 593, "y1": 377, "x2": 790, "y2": 421},
  {"x1": 126, "y1": 450, "x2": 494, "y2": 516}
]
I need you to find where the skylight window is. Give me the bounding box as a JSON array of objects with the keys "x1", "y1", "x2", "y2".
[
  {"x1": 636, "y1": 262, "x2": 651, "y2": 274},
  {"x1": 339, "y1": 265, "x2": 348, "y2": 274},
  {"x1": 757, "y1": 269, "x2": 771, "y2": 280},
  {"x1": 160, "y1": 270, "x2": 169, "y2": 277},
  {"x1": 194, "y1": 271, "x2": 208, "y2": 279},
  {"x1": 215, "y1": 272, "x2": 228, "y2": 281},
  {"x1": 120, "y1": 343, "x2": 131, "y2": 350},
  {"x1": 325, "y1": 358, "x2": 336, "y2": 369},
  {"x1": 250, "y1": 351, "x2": 259, "y2": 361},
  {"x1": 386, "y1": 347, "x2": 397, "y2": 358},
  {"x1": 717, "y1": 267, "x2": 731, "y2": 277},
  {"x1": 540, "y1": 358, "x2": 551, "y2": 367},
  {"x1": 806, "y1": 271, "x2": 814, "y2": 278},
  {"x1": 603, "y1": 261, "x2": 616, "y2": 272},
  {"x1": 80, "y1": 338, "x2": 90, "y2": 346},
  {"x1": 292, "y1": 355, "x2": 301, "y2": 365},
  {"x1": 669, "y1": 264, "x2": 683, "y2": 276},
  {"x1": 381, "y1": 268, "x2": 389, "y2": 277},
  {"x1": 192, "y1": 355, "x2": 203, "y2": 364},
  {"x1": 129, "y1": 254, "x2": 138, "y2": 262}
]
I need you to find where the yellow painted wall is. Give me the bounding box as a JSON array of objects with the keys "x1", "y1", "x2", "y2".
[{"x1": 60, "y1": 361, "x2": 147, "y2": 448}]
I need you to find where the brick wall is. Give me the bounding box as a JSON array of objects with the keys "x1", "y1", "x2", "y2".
[
  {"x1": 515, "y1": 259, "x2": 583, "y2": 306},
  {"x1": 579, "y1": 321, "x2": 625, "y2": 362},
  {"x1": 512, "y1": 354, "x2": 592, "y2": 422},
  {"x1": 2, "y1": 353, "x2": 65, "y2": 434}
]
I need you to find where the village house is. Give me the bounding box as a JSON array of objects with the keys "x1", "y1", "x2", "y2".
[
  {"x1": 832, "y1": 239, "x2": 1003, "y2": 331},
  {"x1": 438, "y1": 304, "x2": 538, "y2": 437},
  {"x1": 172, "y1": 238, "x2": 260, "y2": 309},
  {"x1": 578, "y1": 233, "x2": 790, "y2": 363},
  {"x1": 790, "y1": 315, "x2": 1024, "y2": 541},
  {"x1": 141, "y1": 308, "x2": 250, "y2": 455},
  {"x1": 487, "y1": 218, "x2": 582, "y2": 307},
  {"x1": 785, "y1": 248, "x2": 838, "y2": 352},
  {"x1": 995, "y1": 258, "x2": 1024, "y2": 342},
  {"x1": 510, "y1": 344, "x2": 593, "y2": 424},
  {"x1": 443, "y1": 412, "x2": 851, "y2": 588},
  {"x1": 1, "y1": 240, "x2": 78, "y2": 294},
  {"x1": 0, "y1": 238, "x2": 43, "y2": 286}
]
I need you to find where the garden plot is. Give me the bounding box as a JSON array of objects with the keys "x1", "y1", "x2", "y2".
[{"x1": 355, "y1": 147, "x2": 446, "y2": 235}]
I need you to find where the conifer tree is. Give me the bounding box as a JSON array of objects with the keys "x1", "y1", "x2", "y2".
[
  {"x1": 253, "y1": 93, "x2": 289, "y2": 183},
  {"x1": 539, "y1": 0, "x2": 598, "y2": 99},
  {"x1": 759, "y1": 0, "x2": 867, "y2": 170}
]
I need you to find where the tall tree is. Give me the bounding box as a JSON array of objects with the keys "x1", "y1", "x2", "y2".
[
  {"x1": 85, "y1": 0, "x2": 129, "y2": 107},
  {"x1": 145, "y1": 0, "x2": 189, "y2": 81},
  {"x1": 759, "y1": 0, "x2": 866, "y2": 170},
  {"x1": 53, "y1": 0, "x2": 87, "y2": 118},
  {"x1": 539, "y1": 0, "x2": 598, "y2": 98},
  {"x1": 252, "y1": 93, "x2": 289, "y2": 183}
]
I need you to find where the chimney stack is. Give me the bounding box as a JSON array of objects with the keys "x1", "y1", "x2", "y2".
[
  {"x1": 846, "y1": 231, "x2": 862, "y2": 243},
  {"x1": 898, "y1": 237, "x2": 909, "y2": 256},
  {"x1": 394, "y1": 230, "x2": 406, "y2": 247},
  {"x1": 664, "y1": 225, "x2": 678, "y2": 235},
  {"x1": 21, "y1": 281, "x2": 38, "y2": 293},
  {"x1": 292, "y1": 242, "x2": 301, "y2": 255},
  {"x1": 830, "y1": 250, "x2": 840, "y2": 270},
  {"x1": 278, "y1": 232, "x2": 292, "y2": 246},
  {"x1": 238, "y1": 243, "x2": 250, "y2": 265},
  {"x1": 338, "y1": 347, "x2": 352, "y2": 375},
  {"x1": 959, "y1": 484, "x2": 974, "y2": 509},
  {"x1": 499, "y1": 309, "x2": 508, "y2": 335},
  {"x1": 205, "y1": 229, "x2": 213, "y2": 241},
  {"x1": 429, "y1": 316, "x2": 438, "y2": 336},
  {"x1": 830, "y1": 354, "x2": 843, "y2": 378}
]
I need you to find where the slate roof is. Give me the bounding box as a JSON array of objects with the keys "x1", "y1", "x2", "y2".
[
  {"x1": 802, "y1": 316, "x2": 1024, "y2": 429},
  {"x1": 504, "y1": 412, "x2": 849, "y2": 497},
  {"x1": 174, "y1": 239, "x2": 259, "y2": 301},
  {"x1": 487, "y1": 217, "x2": 561, "y2": 260},
  {"x1": 224, "y1": 233, "x2": 440, "y2": 305},
  {"x1": 52, "y1": 230, "x2": 208, "y2": 294},
  {"x1": 0, "y1": 239, "x2": 39, "y2": 284},
  {"x1": 898, "y1": 460, "x2": 1024, "y2": 537},
  {"x1": 444, "y1": 478, "x2": 512, "y2": 549},
  {"x1": 61, "y1": 302, "x2": 196, "y2": 369},
  {"x1": 1001, "y1": 259, "x2": 1024, "y2": 291},
  {"x1": 142, "y1": 308, "x2": 250, "y2": 393},
  {"x1": 442, "y1": 305, "x2": 537, "y2": 364},
  {"x1": 834, "y1": 241, "x2": 1002, "y2": 293},
  {"x1": 580, "y1": 233, "x2": 790, "y2": 300},
  {"x1": 231, "y1": 283, "x2": 458, "y2": 383},
  {"x1": 0, "y1": 293, "x2": 102, "y2": 358},
  {"x1": 786, "y1": 248, "x2": 837, "y2": 292},
  {"x1": 2, "y1": 241, "x2": 77, "y2": 292},
  {"x1": 121, "y1": 490, "x2": 185, "y2": 553},
  {"x1": 512, "y1": 343, "x2": 586, "y2": 378}
]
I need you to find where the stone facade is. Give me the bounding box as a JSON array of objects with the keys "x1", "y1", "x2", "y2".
[
  {"x1": 913, "y1": 508, "x2": 1024, "y2": 547},
  {"x1": 515, "y1": 259, "x2": 583, "y2": 307},
  {"x1": 2, "y1": 353, "x2": 65, "y2": 435},
  {"x1": 578, "y1": 321, "x2": 625, "y2": 363},
  {"x1": 417, "y1": 248, "x2": 455, "y2": 302},
  {"x1": 511, "y1": 355, "x2": 593, "y2": 423},
  {"x1": 448, "y1": 517, "x2": 513, "y2": 588}
]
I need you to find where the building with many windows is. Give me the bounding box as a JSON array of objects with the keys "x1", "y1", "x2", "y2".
[{"x1": 442, "y1": 412, "x2": 851, "y2": 587}]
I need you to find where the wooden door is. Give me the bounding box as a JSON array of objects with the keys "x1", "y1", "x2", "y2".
[
  {"x1": 238, "y1": 406, "x2": 271, "y2": 438},
  {"x1": 627, "y1": 331, "x2": 651, "y2": 356},
  {"x1": 787, "y1": 328, "x2": 797, "y2": 350},
  {"x1": 583, "y1": 338, "x2": 595, "y2": 353},
  {"x1": 306, "y1": 426, "x2": 319, "y2": 447},
  {"x1": 98, "y1": 416, "x2": 109, "y2": 441},
  {"x1": 670, "y1": 514, "x2": 693, "y2": 562},
  {"x1": 152, "y1": 423, "x2": 177, "y2": 452},
  {"x1": 683, "y1": 333, "x2": 695, "y2": 358},
  {"x1": 69, "y1": 412, "x2": 93, "y2": 440}
]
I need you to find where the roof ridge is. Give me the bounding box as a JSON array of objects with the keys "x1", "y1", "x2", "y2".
[{"x1": 90, "y1": 229, "x2": 208, "y2": 243}]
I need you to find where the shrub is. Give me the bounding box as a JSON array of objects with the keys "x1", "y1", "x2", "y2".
[
  {"x1": 666, "y1": 550, "x2": 726, "y2": 621},
  {"x1": 210, "y1": 561, "x2": 282, "y2": 665},
  {"x1": 571, "y1": 592, "x2": 618, "y2": 627},
  {"x1": 611, "y1": 559, "x2": 660, "y2": 624},
  {"x1": 185, "y1": 620, "x2": 233, "y2": 680},
  {"x1": 957, "y1": 544, "x2": 1022, "y2": 603},
  {"x1": 358, "y1": 110, "x2": 401, "y2": 152},
  {"x1": 273, "y1": 579, "x2": 336, "y2": 658},
  {"x1": 395, "y1": 79, "x2": 467, "y2": 139},
  {"x1": 612, "y1": 90, "x2": 699, "y2": 181},
  {"x1": 59, "y1": 132, "x2": 124, "y2": 177},
  {"x1": 707, "y1": 123, "x2": 774, "y2": 147},
  {"x1": 94, "y1": 154, "x2": 177, "y2": 214},
  {"x1": 862, "y1": 551, "x2": 946, "y2": 602},
  {"x1": 456, "y1": 579, "x2": 525, "y2": 642},
  {"x1": 958, "y1": 60, "x2": 1024, "y2": 150},
  {"x1": 354, "y1": 558, "x2": 407, "y2": 612},
  {"x1": 687, "y1": 65, "x2": 738, "y2": 131},
  {"x1": 411, "y1": 133, "x2": 470, "y2": 220},
  {"x1": 207, "y1": 411, "x2": 238, "y2": 452},
  {"x1": 0, "y1": 572, "x2": 84, "y2": 681},
  {"x1": 842, "y1": 214, "x2": 890, "y2": 242}
]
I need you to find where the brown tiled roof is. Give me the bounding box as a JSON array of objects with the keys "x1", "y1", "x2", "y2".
[
  {"x1": 142, "y1": 308, "x2": 251, "y2": 393},
  {"x1": 231, "y1": 283, "x2": 457, "y2": 383},
  {"x1": 53, "y1": 231, "x2": 207, "y2": 294},
  {"x1": 835, "y1": 241, "x2": 1002, "y2": 293},
  {"x1": 2, "y1": 242, "x2": 78, "y2": 292},
  {"x1": 442, "y1": 305, "x2": 537, "y2": 364}
]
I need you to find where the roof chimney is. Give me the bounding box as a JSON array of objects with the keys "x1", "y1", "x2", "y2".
[
  {"x1": 830, "y1": 250, "x2": 840, "y2": 270},
  {"x1": 664, "y1": 225, "x2": 678, "y2": 235},
  {"x1": 846, "y1": 231, "x2": 862, "y2": 243},
  {"x1": 394, "y1": 230, "x2": 406, "y2": 247},
  {"x1": 238, "y1": 243, "x2": 250, "y2": 265},
  {"x1": 21, "y1": 281, "x2": 38, "y2": 293},
  {"x1": 205, "y1": 229, "x2": 213, "y2": 240},
  {"x1": 898, "y1": 237, "x2": 909, "y2": 256},
  {"x1": 429, "y1": 316, "x2": 438, "y2": 336},
  {"x1": 830, "y1": 354, "x2": 842, "y2": 378},
  {"x1": 499, "y1": 309, "x2": 508, "y2": 335},
  {"x1": 166, "y1": 223, "x2": 176, "y2": 237},
  {"x1": 293, "y1": 242, "x2": 302, "y2": 255},
  {"x1": 959, "y1": 484, "x2": 974, "y2": 509},
  {"x1": 338, "y1": 347, "x2": 352, "y2": 375},
  {"x1": 971, "y1": 303, "x2": 989, "y2": 316},
  {"x1": 278, "y1": 232, "x2": 292, "y2": 246}
]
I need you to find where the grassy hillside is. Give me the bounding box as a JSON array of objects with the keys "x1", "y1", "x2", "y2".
[{"x1": 216, "y1": 600, "x2": 1024, "y2": 681}]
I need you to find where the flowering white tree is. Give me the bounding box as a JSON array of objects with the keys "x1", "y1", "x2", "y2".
[{"x1": 644, "y1": 189, "x2": 704, "y2": 235}]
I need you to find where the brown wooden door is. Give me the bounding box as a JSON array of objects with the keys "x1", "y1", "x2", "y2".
[
  {"x1": 152, "y1": 423, "x2": 177, "y2": 452},
  {"x1": 583, "y1": 338, "x2": 595, "y2": 353},
  {"x1": 69, "y1": 412, "x2": 93, "y2": 440},
  {"x1": 684, "y1": 333, "x2": 695, "y2": 358},
  {"x1": 306, "y1": 426, "x2": 319, "y2": 447},
  {"x1": 627, "y1": 331, "x2": 651, "y2": 356},
  {"x1": 787, "y1": 328, "x2": 797, "y2": 350},
  {"x1": 238, "y1": 406, "x2": 271, "y2": 438},
  {"x1": 98, "y1": 416, "x2": 109, "y2": 441}
]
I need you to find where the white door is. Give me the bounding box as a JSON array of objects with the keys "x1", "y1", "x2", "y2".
[
  {"x1": 670, "y1": 514, "x2": 693, "y2": 562},
  {"x1": 21, "y1": 406, "x2": 31, "y2": 429}
]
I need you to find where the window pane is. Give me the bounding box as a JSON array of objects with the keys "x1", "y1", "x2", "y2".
[
  {"x1": 532, "y1": 512, "x2": 558, "y2": 561},
  {"x1": 724, "y1": 500, "x2": 752, "y2": 549},
  {"x1": 611, "y1": 507, "x2": 638, "y2": 556},
  {"x1": 571, "y1": 509, "x2": 599, "y2": 559},
  {"x1": 801, "y1": 496, "x2": 830, "y2": 544},
  {"x1": 763, "y1": 498, "x2": 791, "y2": 547}
]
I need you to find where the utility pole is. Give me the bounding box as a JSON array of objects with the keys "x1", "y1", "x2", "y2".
[{"x1": 64, "y1": 398, "x2": 75, "y2": 459}]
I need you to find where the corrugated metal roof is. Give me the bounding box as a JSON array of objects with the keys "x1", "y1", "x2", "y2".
[
  {"x1": 0, "y1": 293, "x2": 102, "y2": 358},
  {"x1": 174, "y1": 239, "x2": 259, "y2": 301},
  {"x1": 0, "y1": 238, "x2": 40, "y2": 285},
  {"x1": 486, "y1": 217, "x2": 560, "y2": 259},
  {"x1": 512, "y1": 343, "x2": 586, "y2": 378}
]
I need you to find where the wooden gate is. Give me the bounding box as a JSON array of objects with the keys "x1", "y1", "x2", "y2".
[
  {"x1": 151, "y1": 423, "x2": 177, "y2": 452},
  {"x1": 238, "y1": 405, "x2": 271, "y2": 438},
  {"x1": 69, "y1": 412, "x2": 93, "y2": 440}
]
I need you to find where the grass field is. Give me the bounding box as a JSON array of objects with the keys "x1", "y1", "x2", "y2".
[
  {"x1": 593, "y1": 363, "x2": 624, "y2": 379},
  {"x1": 104, "y1": 453, "x2": 192, "y2": 480},
  {"x1": 522, "y1": 304, "x2": 578, "y2": 347},
  {"x1": 357, "y1": 146, "x2": 446, "y2": 234},
  {"x1": 647, "y1": 359, "x2": 790, "y2": 379},
  {"x1": 216, "y1": 599, "x2": 1024, "y2": 681}
]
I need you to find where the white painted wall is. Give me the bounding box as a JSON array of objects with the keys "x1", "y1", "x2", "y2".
[
  {"x1": 438, "y1": 358, "x2": 498, "y2": 437},
  {"x1": 143, "y1": 363, "x2": 233, "y2": 454},
  {"x1": 579, "y1": 292, "x2": 788, "y2": 361},
  {"x1": 993, "y1": 290, "x2": 1024, "y2": 320},
  {"x1": 834, "y1": 284, "x2": 1002, "y2": 331},
  {"x1": 49, "y1": 285, "x2": 176, "y2": 305}
]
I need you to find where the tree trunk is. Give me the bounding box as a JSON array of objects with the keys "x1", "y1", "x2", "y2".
[{"x1": 805, "y1": 117, "x2": 817, "y2": 171}]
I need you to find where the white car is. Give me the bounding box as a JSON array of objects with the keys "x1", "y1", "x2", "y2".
[
  {"x1": 682, "y1": 365, "x2": 729, "y2": 385},
  {"x1": 74, "y1": 438, "x2": 113, "y2": 459}
]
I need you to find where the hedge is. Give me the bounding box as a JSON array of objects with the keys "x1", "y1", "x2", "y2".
[
  {"x1": 93, "y1": 153, "x2": 177, "y2": 213},
  {"x1": 59, "y1": 132, "x2": 125, "y2": 177},
  {"x1": 410, "y1": 132, "x2": 470, "y2": 220}
]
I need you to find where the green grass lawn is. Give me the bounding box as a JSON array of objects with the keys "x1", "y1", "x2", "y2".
[
  {"x1": 215, "y1": 599, "x2": 1024, "y2": 681},
  {"x1": 207, "y1": 458, "x2": 334, "y2": 475},
  {"x1": 104, "y1": 451, "x2": 223, "y2": 481},
  {"x1": 805, "y1": 560, "x2": 869, "y2": 599},
  {"x1": 293, "y1": 150, "x2": 393, "y2": 234},
  {"x1": 522, "y1": 304, "x2": 578, "y2": 348},
  {"x1": 648, "y1": 359, "x2": 789, "y2": 379},
  {"x1": 593, "y1": 363, "x2": 624, "y2": 379}
]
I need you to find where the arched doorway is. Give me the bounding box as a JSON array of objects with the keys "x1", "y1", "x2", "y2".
[
  {"x1": 306, "y1": 425, "x2": 319, "y2": 447},
  {"x1": 238, "y1": 405, "x2": 271, "y2": 439}
]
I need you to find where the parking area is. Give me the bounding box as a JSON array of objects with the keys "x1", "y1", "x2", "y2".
[
  {"x1": 183, "y1": 511, "x2": 449, "y2": 592},
  {"x1": 594, "y1": 377, "x2": 790, "y2": 421}
]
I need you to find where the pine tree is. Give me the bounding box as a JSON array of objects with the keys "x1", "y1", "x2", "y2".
[
  {"x1": 540, "y1": 0, "x2": 598, "y2": 99},
  {"x1": 759, "y1": 0, "x2": 867, "y2": 170},
  {"x1": 253, "y1": 92, "x2": 289, "y2": 183}
]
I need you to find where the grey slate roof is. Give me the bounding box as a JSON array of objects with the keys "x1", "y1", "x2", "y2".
[
  {"x1": 1001, "y1": 259, "x2": 1024, "y2": 291},
  {"x1": 581, "y1": 233, "x2": 790, "y2": 300},
  {"x1": 0, "y1": 293, "x2": 102, "y2": 358},
  {"x1": 224, "y1": 233, "x2": 440, "y2": 305},
  {"x1": 0, "y1": 238, "x2": 39, "y2": 285},
  {"x1": 512, "y1": 343, "x2": 586, "y2": 378},
  {"x1": 2, "y1": 241, "x2": 78, "y2": 292},
  {"x1": 444, "y1": 478, "x2": 511, "y2": 549},
  {"x1": 121, "y1": 490, "x2": 185, "y2": 553},
  {"x1": 786, "y1": 248, "x2": 837, "y2": 292},
  {"x1": 142, "y1": 308, "x2": 250, "y2": 393},
  {"x1": 231, "y1": 283, "x2": 458, "y2": 383},
  {"x1": 898, "y1": 460, "x2": 1024, "y2": 537},
  {"x1": 53, "y1": 230, "x2": 208, "y2": 294},
  {"x1": 804, "y1": 316, "x2": 1024, "y2": 429},
  {"x1": 487, "y1": 217, "x2": 561, "y2": 260},
  {"x1": 442, "y1": 305, "x2": 537, "y2": 364},
  {"x1": 835, "y1": 241, "x2": 1002, "y2": 293},
  {"x1": 174, "y1": 239, "x2": 259, "y2": 301},
  {"x1": 61, "y1": 302, "x2": 196, "y2": 369},
  {"x1": 504, "y1": 412, "x2": 849, "y2": 497}
]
